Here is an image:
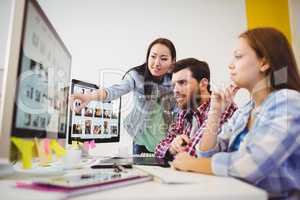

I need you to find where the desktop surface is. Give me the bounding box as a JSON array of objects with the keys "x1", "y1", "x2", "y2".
[
  {"x1": 0, "y1": 154, "x2": 267, "y2": 200},
  {"x1": 1, "y1": 156, "x2": 98, "y2": 180},
  {"x1": 0, "y1": 163, "x2": 268, "y2": 200},
  {"x1": 0, "y1": 163, "x2": 15, "y2": 178}
]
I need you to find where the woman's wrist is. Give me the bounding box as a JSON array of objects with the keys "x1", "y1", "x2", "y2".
[
  {"x1": 190, "y1": 157, "x2": 212, "y2": 174},
  {"x1": 208, "y1": 105, "x2": 222, "y2": 116},
  {"x1": 206, "y1": 112, "x2": 221, "y2": 133},
  {"x1": 94, "y1": 89, "x2": 107, "y2": 101},
  {"x1": 200, "y1": 129, "x2": 218, "y2": 151},
  {"x1": 90, "y1": 92, "x2": 100, "y2": 101},
  {"x1": 199, "y1": 117, "x2": 220, "y2": 151}
]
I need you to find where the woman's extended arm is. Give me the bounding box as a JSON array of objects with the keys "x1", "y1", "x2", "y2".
[{"x1": 70, "y1": 71, "x2": 136, "y2": 111}]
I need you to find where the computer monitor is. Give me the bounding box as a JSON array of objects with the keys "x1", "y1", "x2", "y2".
[
  {"x1": 0, "y1": 0, "x2": 71, "y2": 166},
  {"x1": 68, "y1": 79, "x2": 120, "y2": 144}
]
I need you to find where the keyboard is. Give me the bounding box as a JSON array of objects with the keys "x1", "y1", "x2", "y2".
[
  {"x1": 133, "y1": 156, "x2": 169, "y2": 167},
  {"x1": 133, "y1": 153, "x2": 155, "y2": 158},
  {"x1": 98, "y1": 153, "x2": 169, "y2": 167}
]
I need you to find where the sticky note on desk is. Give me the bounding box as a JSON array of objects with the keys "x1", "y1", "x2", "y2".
[
  {"x1": 50, "y1": 139, "x2": 66, "y2": 158},
  {"x1": 90, "y1": 140, "x2": 96, "y2": 149},
  {"x1": 83, "y1": 140, "x2": 96, "y2": 151},
  {"x1": 11, "y1": 137, "x2": 34, "y2": 169},
  {"x1": 71, "y1": 141, "x2": 79, "y2": 149},
  {"x1": 34, "y1": 138, "x2": 48, "y2": 166},
  {"x1": 43, "y1": 139, "x2": 52, "y2": 161},
  {"x1": 43, "y1": 139, "x2": 50, "y2": 154},
  {"x1": 83, "y1": 141, "x2": 90, "y2": 151}
]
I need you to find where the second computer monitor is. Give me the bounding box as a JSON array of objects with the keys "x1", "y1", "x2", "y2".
[{"x1": 68, "y1": 79, "x2": 120, "y2": 144}]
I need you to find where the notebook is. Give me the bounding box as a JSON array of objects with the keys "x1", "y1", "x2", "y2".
[{"x1": 16, "y1": 170, "x2": 152, "y2": 198}]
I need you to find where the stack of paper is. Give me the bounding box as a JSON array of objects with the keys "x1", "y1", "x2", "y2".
[{"x1": 134, "y1": 165, "x2": 219, "y2": 184}]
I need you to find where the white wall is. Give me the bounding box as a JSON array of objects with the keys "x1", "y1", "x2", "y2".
[
  {"x1": 0, "y1": 0, "x2": 13, "y2": 104},
  {"x1": 290, "y1": 0, "x2": 300, "y2": 69},
  {"x1": 0, "y1": 0, "x2": 12, "y2": 70},
  {"x1": 37, "y1": 0, "x2": 248, "y2": 156}
]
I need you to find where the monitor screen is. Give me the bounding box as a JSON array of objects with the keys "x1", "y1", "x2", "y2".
[
  {"x1": 68, "y1": 79, "x2": 120, "y2": 144},
  {"x1": 0, "y1": 0, "x2": 71, "y2": 165},
  {"x1": 11, "y1": 0, "x2": 71, "y2": 138}
]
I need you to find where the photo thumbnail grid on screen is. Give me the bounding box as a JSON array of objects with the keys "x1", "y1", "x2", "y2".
[
  {"x1": 69, "y1": 80, "x2": 120, "y2": 143},
  {"x1": 12, "y1": 1, "x2": 71, "y2": 138}
]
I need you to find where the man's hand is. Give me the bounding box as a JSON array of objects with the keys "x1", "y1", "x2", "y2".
[
  {"x1": 170, "y1": 152, "x2": 212, "y2": 174},
  {"x1": 169, "y1": 134, "x2": 190, "y2": 155},
  {"x1": 170, "y1": 152, "x2": 195, "y2": 171}
]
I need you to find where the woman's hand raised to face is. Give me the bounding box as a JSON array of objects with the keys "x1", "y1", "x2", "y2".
[
  {"x1": 210, "y1": 84, "x2": 239, "y2": 115},
  {"x1": 198, "y1": 84, "x2": 239, "y2": 152}
]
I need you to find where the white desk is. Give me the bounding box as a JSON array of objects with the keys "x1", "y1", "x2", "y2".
[{"x1": 0, "y1": 164, "x2": 267, "y2": 200}]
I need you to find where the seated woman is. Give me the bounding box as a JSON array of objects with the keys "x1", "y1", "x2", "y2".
[{"x1": 171, "y1": 27, "x2": 300, "y2": 199}]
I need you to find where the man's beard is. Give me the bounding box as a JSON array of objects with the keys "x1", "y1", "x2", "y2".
[
  {"x1": 187, "y1": 89, "x2": 201, "y2": 111},
  {"x1": 179, "y1": 87, "x2": 201, "y2": 111}
]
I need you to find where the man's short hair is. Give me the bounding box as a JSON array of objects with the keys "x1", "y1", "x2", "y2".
[{"x1": 172, "y1": 58, "x2": 210, "y2": 91}]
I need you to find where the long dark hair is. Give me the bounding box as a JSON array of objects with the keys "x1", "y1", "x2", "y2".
[
  {"x1": 133, "y1": 38, "x2": 176, "y2": 95},
  {"x1": 240, "y1": 27, "x2": 300, "y2": 92}
]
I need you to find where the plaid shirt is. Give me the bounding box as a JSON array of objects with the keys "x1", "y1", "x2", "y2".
[
  {"x1": 197, "y1": 89, "x2": 300, "y2": 199},
  {"x1": 155, "y1": 100, "x2": 237, "y2": 159}
]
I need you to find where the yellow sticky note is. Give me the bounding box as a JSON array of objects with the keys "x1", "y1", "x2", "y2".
[
  {"x1": 11, "y1": 137, "x2": 34, "y2": 169},
  {"x1": 34, "y1": 138, "x2": 48, "y2": 166},
  {"x1": 32, "y1": 139, "x2": 39, "y2": 158},
  {"x1": 71, "y1": 141, "x2": 79, "y2": 149},
  {"x1": 50, "y1": 139, "x2": 66, "y2": 158},
  {"x1": 78, "y1": 141, "x2": 83, "y2": 149}
]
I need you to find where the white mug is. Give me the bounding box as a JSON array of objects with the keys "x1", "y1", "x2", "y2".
[{"x1": 63, "y1": 149, "x2": 82, "y2": 169}]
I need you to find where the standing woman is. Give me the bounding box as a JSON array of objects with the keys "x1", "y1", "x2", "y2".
[
  {"x1": 71, "y1": 38, "x2": 177, "y2": 154},
  {"x1": 171, "y1": 28, "x2": 300, "y2": 199}
]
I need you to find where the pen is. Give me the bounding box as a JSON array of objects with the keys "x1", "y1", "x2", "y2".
[
  {"x1": 91, "y1": 164, "x2": 132, "y2": 169},
  {"x1": 181, "y1": 140, "x2": 187, "y2": 147}
]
